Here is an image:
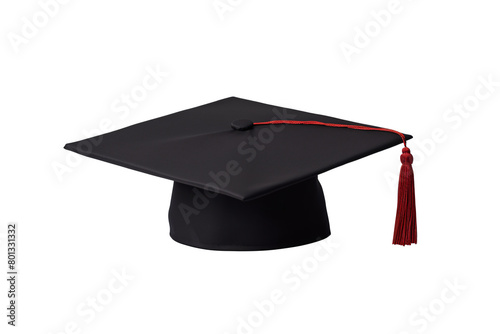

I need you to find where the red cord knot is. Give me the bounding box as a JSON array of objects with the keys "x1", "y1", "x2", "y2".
[{"x1": 401, "y1": 147, "x2": 413, "y2": 165}]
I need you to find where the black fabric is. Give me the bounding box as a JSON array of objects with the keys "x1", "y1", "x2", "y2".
[
  {"x1": 168, "y1": 177, "x2": 330, "y2": 251},
  {"x1": 64, "y1": 96, "x2": 412, "y2": 201},
  {"x1": 64, "y1": 97, "x2": 412, "y2": 250}
]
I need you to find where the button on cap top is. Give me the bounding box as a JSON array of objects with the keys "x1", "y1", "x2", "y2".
[{"x1": 231, "y1": 119, "x2": 254, "y2": 131}]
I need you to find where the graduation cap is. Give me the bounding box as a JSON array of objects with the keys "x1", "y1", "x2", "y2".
[{"x1": 64, "y1": 97, "x2": 416, "y2": 251}]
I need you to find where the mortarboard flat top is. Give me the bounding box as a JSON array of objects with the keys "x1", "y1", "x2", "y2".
[{"x1": 65, "y1": 97, "x2": 413, "y2": 251}]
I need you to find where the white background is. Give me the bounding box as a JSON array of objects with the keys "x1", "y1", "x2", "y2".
[{"x1": 1, "y1": 0, "x2": 499, "y2": 333}]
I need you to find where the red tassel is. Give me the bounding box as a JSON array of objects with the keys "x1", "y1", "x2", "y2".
[
  {"x1": 252, "y1": 120, "x2": 417, "y2": 245},
  {"x1": 393, "y1": 147, "x2": 417, "y2": 246}
]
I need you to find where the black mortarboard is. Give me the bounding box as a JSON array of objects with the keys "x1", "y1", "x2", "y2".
[{"x1": 64, "y1": 97, "x2": 417, "y2": 250}]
